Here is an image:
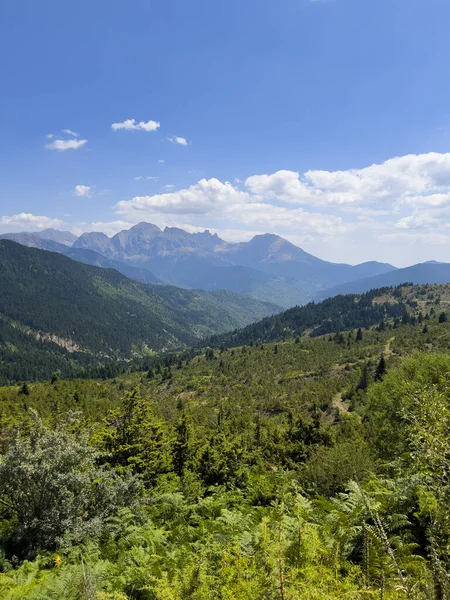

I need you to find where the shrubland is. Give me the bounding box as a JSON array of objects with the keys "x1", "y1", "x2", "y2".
[{"x1": 1, "y1": 283, "x2": 450, "y2": 598}]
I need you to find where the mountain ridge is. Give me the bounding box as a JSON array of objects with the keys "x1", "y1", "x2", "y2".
[
  {"x1": 314, "y1": 262, "x2": 450, "y2": 300},
  {"x1": 3, "y1": 223, "x2": 397, "y2": 307}
]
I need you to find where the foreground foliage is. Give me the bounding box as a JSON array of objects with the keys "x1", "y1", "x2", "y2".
[{"x1": 1, "y1": 284, "x2": 450, "y2": 598}]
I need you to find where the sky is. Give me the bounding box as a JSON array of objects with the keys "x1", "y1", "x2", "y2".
[{"x1": 1, "y1": 0, "x2": 450, "y2": 267}]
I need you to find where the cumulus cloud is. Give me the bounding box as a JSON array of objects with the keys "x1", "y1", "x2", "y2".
[
  {"x1": 73, "y1": 185, "x2": 93, "y2": 197},
  {"x1": 0, "y1": 213, "x2": 64, "y2": 231},
  {"x1": 246, "y1": 170, "x2": 312, "y2": 203},
  {"x1": 112, "y1": 152, "x2": 450, "y2": 260},
  {"x1": 116, "y1": 178, "x2": 253, "y2": 216},
  {"x1": 246, "y1": 153, "x2": 450, "y2": 207},
  {"x1": 111, "y1": 119, "x2": 160, "y2": 132},
  {"x1": 115, "y1": 177, "x2": 343, "y2": 237},
  {"x1": 395, "y1": 212, "x2": 438, "y2": 230},
  {"x1": 46, "y1": 139, "x2": 87, "y2": 151},
  {"x1": 167, "y1": 136, "x2": 190, "y2": 146}
]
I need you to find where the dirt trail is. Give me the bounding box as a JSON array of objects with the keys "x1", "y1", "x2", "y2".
[
  {"x1": 332, "y1": 391, "x2": 349, "y2": 413},
  {"x1": 384, "y1": 336, "x2": 395, "y2": 357},
  {"x1": 332, "y1": 336, "x2": 395, "y2": 415}
]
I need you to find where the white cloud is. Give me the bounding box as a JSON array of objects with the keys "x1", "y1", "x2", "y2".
[
  {"x1": 164, "y1": 184, "x2": 176, "y2": 189},
  {"x1": 134, "y1": 176, "x2": 159, "y2": 181},
  {"x1": 46, "y1": 139, "x2": 87, "y2": 151},
  {"x1": 378, "y1": 232, "x2": 450, "y2": 245},
  {"x1": 246, "y1": 170, "x2": 312, "y2": 203},
  {"x1": 115, "y1": 177, "x2": 344, "y2": 237},
  {"x1": 167, "y1": 136, "x2": 190, "y2": 146},
  {"x1": 116, "y1": 178, "x2": 253, "y2": 217},
  {"x1": 46, "y1": 133, "x2": 54, "y2": 139},
  {"x1": 158, "y1": 159, "x2": 165, "y2": 163},
  {"x1": 0, "y1": 213, "x2": 64, "y2": 231},
  {"x1": 62, "y1": 128, "x2": 79, "y2": 137},
  {"x1": 111, "y1": 119, "x2": 160, "y2": 132},
  {"x1": 395, "y1": 212, "x2": 437, "y2": 230},
  {"x1": 246, "y1": 153, "x2": 450, "y2": 208},
  {"x1": 73, "y1": 185, "x2": 93, "y2": 197}
]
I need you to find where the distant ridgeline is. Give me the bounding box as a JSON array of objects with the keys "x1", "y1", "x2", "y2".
[
  {"x1": 205, "y1": 286, "x2": 411, "y2": 349},
  {"x1": 0, "y1": 237, "x2": 438, "y2": 387}
]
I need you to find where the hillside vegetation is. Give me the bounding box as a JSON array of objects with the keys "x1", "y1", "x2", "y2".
[
  {"x1": 1, "y1": 283, "x2": 450, "y2": 598},
  {"x1": 0, "y1": 240, "x2": 278, "y2": 384}
]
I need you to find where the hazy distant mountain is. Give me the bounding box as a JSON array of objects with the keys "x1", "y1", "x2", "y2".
[
  {"x1": 3, "y1": 223, "x2": 398, "y2": 307},
  {"x1": 70, "y1": 223, "x2": 398, "y2": 305},
  {"x1": 222, "y1": 233, "x2": 396, "y2": 284},
  {"x1": 35, "y1": 228, "x2": 78, "y2": 246},
  {"x1": 315, "y1": 262, "x2": 450, "y2": 300},
  {"x1": 73, "y1": 231, "x2": 116, "y2": 256}
]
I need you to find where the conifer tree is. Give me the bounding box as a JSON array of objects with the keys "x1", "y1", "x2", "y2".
[{"x1": 374, "y1": 355, "x2": 387, "y2": 381}]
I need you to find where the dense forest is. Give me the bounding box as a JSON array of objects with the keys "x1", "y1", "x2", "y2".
[
  {"x1": 206, "y1": 285, "x2": 411, "y2": 348},
  {"x1": 0, "y1": 240, "x2": 278, "y2": 384},
  {"x1": 1, "y1": 283, "x2": 450, "y2": 598}
]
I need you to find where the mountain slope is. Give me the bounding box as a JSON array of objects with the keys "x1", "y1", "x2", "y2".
[
  {"x1": 315, "y1": 262, "x2": 450, "y2": 300},
  {"x1": 0, "y1": 233, "x2": 160, "y2": 284},
  {"x1": 0, "y1": 241, "x2": 278, "y2": 382},
  {"x1": 206, "y1": 286, "x2": 409, "y2": 349},
  {"x1": 35, "y1": 228, "x2": 78, "y2": 246}
]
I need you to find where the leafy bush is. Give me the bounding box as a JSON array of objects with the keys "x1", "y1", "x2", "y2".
[{"x1": 0, "y1": 412, "x2": 141, "y2": 559}]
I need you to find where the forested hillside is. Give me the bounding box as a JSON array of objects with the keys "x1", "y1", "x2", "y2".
[
  {"x1": 1, "y1": 283, "x2": 450, "y2": 598},
  {"x1": 206, "y1": 285, "x2": 410, "y2": 348},
  {"x1": 0, "y1": 240, "x2": 278, "y2": 384}
]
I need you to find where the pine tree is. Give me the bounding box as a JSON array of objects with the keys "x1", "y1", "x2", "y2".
[
  {"x1": 357, "y1": 364, "x2": 370, "y2": 390},
  {"x1": 174, "y1": 413, "x2": 189, "y2": 476},
  {"x1": 374, "y1": 356, "x2": 387, "y2": 381},
  {"x1": 439, "y1": 312, "x2": 447, "y2": 323},
  {"x1": 19, "y1": 382, "x2": 30, "y2": 395},
  {"x1": 356, "y1": 328, "x2": 363, "y2": 342}
]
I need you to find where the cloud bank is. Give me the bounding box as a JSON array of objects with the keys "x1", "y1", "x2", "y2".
[{"x1": 112, "y1": 152, "x2": 450, "y2": 264}]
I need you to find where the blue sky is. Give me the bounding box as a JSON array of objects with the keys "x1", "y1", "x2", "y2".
[{"x1": 1, "y1": 0, "x2": 450, "y2": 266}]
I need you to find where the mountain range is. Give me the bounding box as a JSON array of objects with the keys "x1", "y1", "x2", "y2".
[
  {"x1": 314, "y1": 262, "x2": 450, "y2": 300},
  {"x1": 0, "y1": 240, "x2": 278, "y2": 383},
  {"x1": 0, "y1": 223, "x2": 397, "y2": 307}
]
